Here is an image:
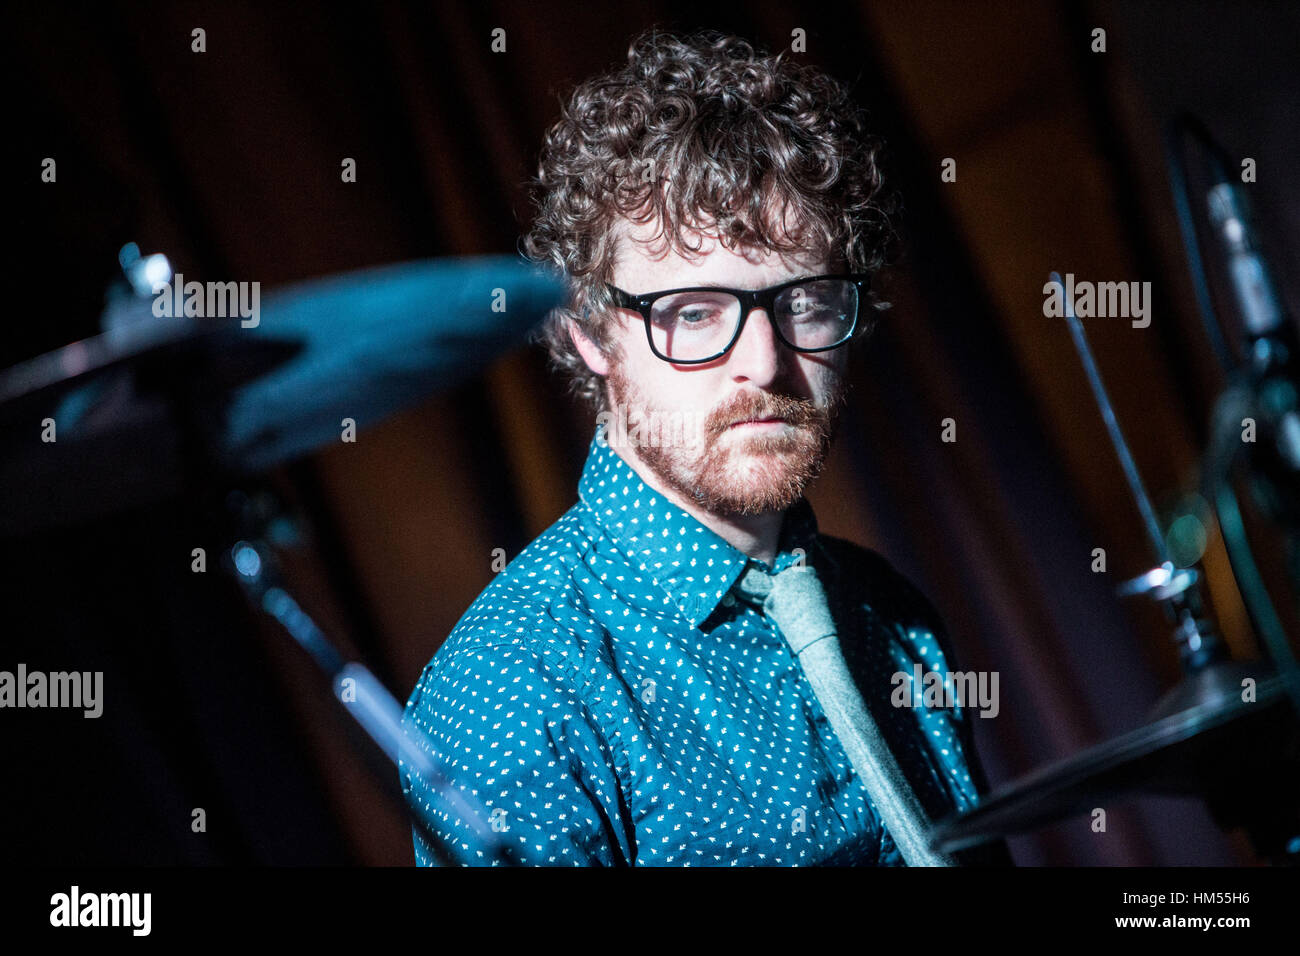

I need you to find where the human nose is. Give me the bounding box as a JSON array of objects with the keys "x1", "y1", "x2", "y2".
[{"x1": 725, "y1": 306, "x2": 784, "y2": 388}]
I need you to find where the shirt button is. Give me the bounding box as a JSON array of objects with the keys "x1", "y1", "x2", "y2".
[{"x1": 721, "y1": 593, "x2": 736, "y2": 607}]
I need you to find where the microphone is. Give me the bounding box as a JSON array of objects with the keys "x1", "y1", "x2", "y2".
[
  {"x1": 1206, "y1": 178, "x2": 1300, "y2": 472},
  {"x1": 1207, "y1": 182, "x2": 1290, "y2": 343}
]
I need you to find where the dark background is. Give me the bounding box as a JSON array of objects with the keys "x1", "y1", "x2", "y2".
[{"x1": 5, "y1": 0, "x2": 1298, "y2": 865}]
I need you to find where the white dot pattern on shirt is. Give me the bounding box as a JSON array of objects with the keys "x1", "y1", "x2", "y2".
[{"x1": 400, "y1": 427, "x2": 981, "y2": 866}]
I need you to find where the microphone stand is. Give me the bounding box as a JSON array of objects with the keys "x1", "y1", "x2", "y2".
[{"x1": 1164, "y1": 115, "x2": 1300, "y2": 717}]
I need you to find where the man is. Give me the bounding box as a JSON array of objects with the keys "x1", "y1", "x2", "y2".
[{"x1": 401, "y1": 28, "x2": 1010, "y2": 866}]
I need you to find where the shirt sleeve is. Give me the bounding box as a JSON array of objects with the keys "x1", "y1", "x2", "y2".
[{"x1": 399, "y1": 639, "x2": 634, "y2": 866}]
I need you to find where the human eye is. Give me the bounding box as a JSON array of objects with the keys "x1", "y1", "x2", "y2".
[
  {"x1": 651, "y1": 292, "x2": 733, "y2": 329},
  {"x1": 786, "y1": 297, "x2": 834, "y2": 322},
  {"x1": 675, "y1": 306, "x2": 721, "y2": 325},
  {"x1": 780, "y1": 281, "x2": 852, "y2": 323}
]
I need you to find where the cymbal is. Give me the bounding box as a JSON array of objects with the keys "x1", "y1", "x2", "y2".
[
  {"x1": 0, "y1": 311, "x2": 292, "y2": 411},
  {"x1": 928, "y1": 661, "x2": 1298, "y2": 853},
  {"x1": 0, "y1": 315, "x2": 298, "y2": 536},
  {"x1": 215, "y1": 255, "x2": 566, "y2": 471},
  {"x1": 0, "y1": 255, "x2": 567, "y2": 535}
]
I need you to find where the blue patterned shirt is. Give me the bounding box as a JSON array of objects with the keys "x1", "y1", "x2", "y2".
[{"x1": 400, "y1": 424, "x2": 1000, "y2": 866}]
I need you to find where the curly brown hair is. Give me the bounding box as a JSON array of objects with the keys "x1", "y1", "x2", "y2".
[{"x1": 520, "y1": 28, "x2": 898, "y2": 413}]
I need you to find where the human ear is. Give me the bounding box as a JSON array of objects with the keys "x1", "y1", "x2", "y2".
[{"x1": 568, "y1": 317, "x2": 611, "y2": 376}]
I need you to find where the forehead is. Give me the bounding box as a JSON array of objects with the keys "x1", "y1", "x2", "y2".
[{"x1": 611, "y1": 215, "x2": 829, "y2": 293}]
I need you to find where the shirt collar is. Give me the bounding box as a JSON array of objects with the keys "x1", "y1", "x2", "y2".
[{"x1": 577, "y1": 423, "x2": 821, "y2": 627}]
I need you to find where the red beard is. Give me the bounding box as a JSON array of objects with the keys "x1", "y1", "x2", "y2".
[{"x1": 605, "y1": 364, "x2": 847, "y2": 515}]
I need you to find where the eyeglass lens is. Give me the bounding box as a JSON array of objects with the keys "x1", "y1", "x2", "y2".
[{"x1": 647, "y1": 279, "x2": 858, "y2": 361}]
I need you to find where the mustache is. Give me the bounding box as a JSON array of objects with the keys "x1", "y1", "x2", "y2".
[{"x1": 705, "y1": 389, "x2": 829, "y2": 437}]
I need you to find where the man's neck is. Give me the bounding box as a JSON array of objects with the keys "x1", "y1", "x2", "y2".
[{"x1": 610, "y1": 438, "x2": 785, "y2": 567}]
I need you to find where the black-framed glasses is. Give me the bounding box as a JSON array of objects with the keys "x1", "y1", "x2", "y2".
[{"x1": 604, "y1": 273, "x2": 871, "y2": 364}]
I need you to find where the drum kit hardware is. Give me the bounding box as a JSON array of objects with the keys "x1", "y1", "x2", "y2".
[
  {"x1": 1, "y1": 248, "x2": 563, "y2": 866},
  {"x1": 929, "y1": 272, "x2": 1299, "y2": 862},
  {"x1": 932, "y1": 118, "x2": 1300, "y2": 863}
]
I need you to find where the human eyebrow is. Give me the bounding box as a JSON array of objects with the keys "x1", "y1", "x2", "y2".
[
  {"x1": 703, "y1": 274, "x2": 822, "y2": 292},
  {"x1": 761, "y1": 273, "x2": 820, "y2": 289}
]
